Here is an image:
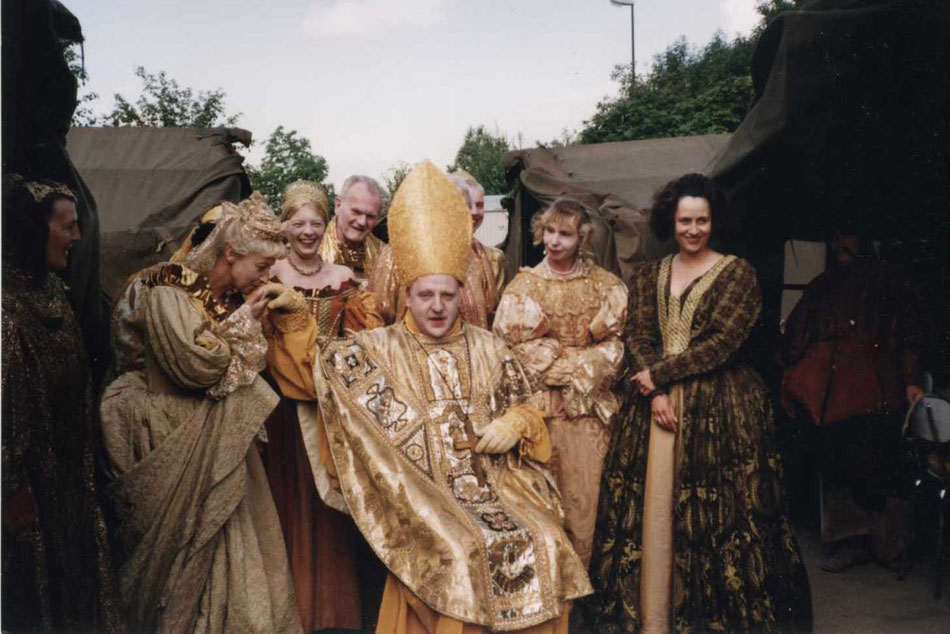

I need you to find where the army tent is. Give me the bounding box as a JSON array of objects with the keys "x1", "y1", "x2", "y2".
[{"x1": 65, "y1": 126, "x2": 253, "y2": 298}]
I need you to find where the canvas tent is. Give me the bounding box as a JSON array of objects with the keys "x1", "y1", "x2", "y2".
[
  {"x1": 504, "y1": 134, "x2": 731, "y2": 282},
  {"x1": 66, "y1": 126, "x2": 253, "y2": 298},
  {"x1": 708, "y1": 0, "x2": 950, "y2": 378}
]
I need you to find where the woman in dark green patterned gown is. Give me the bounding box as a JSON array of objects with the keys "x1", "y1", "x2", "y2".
[{"x1": 589, "y1": 174, "x2": 811, "y2": 633}]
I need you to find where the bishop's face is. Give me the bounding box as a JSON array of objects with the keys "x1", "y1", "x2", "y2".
[{"x1": 406, "y1": 274, "x2": 461, "y2": 339}]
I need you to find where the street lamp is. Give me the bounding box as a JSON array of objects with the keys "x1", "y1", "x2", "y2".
[{"x1": 610, "y1": 0, "x2": 636, "y2": 75}]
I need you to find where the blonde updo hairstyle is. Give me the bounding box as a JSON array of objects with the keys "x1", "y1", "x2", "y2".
[
  {"x1": 280, "y1": 180, "x2": 329, "y2": 223},
  {"x1": 531, "y1": 198, "x2": 594, "y2": 250},
  {"x1": 183, "y1": 192, "x2": 286, "y2": 275}
]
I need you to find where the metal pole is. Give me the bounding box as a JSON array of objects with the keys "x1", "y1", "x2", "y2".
[{"x1": 630, "y1": 3, "x2": 635, "y2": 76}]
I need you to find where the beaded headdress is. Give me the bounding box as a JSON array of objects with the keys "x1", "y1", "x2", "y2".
[
  {"x1": 388, "y1": 159, "x2": 472, "y2": 284},
  {"x1": 280, "y1": 180, "x2": 329, "y2": 222},
  {"x1": 6, "y1": 174, "x2": 76, "y2": 203},
  {"x1": 183, "y1": 192, "x2": 284, "y2": 274}
]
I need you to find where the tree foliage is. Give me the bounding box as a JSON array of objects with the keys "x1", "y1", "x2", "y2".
[
  {"x1": 65, "y1": 45, "x2": 101, "y2": 126},
  {"x1": 247, "y1": 126, "x2": 331, "y2": 208},
  {"x1": 579, "y1": 0, "x2": 807, "y2": 143},
  {"x1": 449, "y1": 125, "x2": 511, "y2": 195},
  {"x1": 105, "y1": 67, "x2": 241, "y2": 128},
  {"x1": 383, "y1": 161, "x2": 412, "y2": 200}
]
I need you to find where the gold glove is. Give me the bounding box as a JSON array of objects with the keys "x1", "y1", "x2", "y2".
[
  {"x1": 268, "y1": 288, "x2": 311, "y2": 332},
  {"x1": 474, "y1": 415, "x2": 526, "y2": 454}
]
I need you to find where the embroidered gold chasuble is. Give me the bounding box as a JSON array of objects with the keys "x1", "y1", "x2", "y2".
[
  {"x1": 308, "y1": 317, "x2": 591, "y2": 630},
  {"x1": 318, "y1": 221, "x2": 386, "y2": 278}
]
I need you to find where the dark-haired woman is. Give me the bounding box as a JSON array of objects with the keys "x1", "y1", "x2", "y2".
[
  {"x1": 589, "y1": 174, "x2": 811, "y2": 633},
  {"x1": 2, "y1": 176, "x2": 124, "y2": 632}
]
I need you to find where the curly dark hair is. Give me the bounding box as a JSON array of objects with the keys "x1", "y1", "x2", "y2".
[{"x1": 649, "y1": 173, "x2": 728, "y2": 242}]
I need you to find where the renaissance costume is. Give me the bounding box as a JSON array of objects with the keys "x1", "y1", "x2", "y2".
[
  {"x1": 263, "y1": 179, "x2": 385, "y2": 633},
  {"x1": 369, "y1": 239, "x2": 507, "y2": 329},
  {"x1": 100, "y1": 196, "x2": 302, "y2": 633},
  {"x1": 318, "y1": 219, "x2": 385, "y2": 279},
  {"x1": 268, "y1": 161, "x2": 591, "y2": 633},
  {"x1": 2, "y1": 178, "x2": 123, "y2": 633},
  {"x1": 590, "y1": 256, "x2": 812, "y2": 633},
  {"x1": 494, "y1": 258, "x2": 626, "y2": 565},
  {"x1": 781, "y1": 257, "x2": 922, "y2": 559}
]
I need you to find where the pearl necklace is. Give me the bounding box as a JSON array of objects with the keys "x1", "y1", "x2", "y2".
[{"x1": 288, "y1": 256, "x2": 324, "y2": 277}]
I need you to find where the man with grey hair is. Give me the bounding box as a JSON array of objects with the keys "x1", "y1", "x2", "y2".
[
  {"x1": 318, "y1": 174, "x2": 386, "y2": 278},
  {"x1": 369, "y1": 168, "x2": 508, "y2": 329}
]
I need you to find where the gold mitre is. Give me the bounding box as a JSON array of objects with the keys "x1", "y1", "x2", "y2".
[{"x1": 389, "y1": 159, "x2": 472, "y2": 284}]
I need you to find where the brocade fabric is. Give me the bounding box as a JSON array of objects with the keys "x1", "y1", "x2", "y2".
[
  {"x1": 1, "y1": 267, "x2": 124, "y2": 633},
  {"x1": 589, "y1": 256, "x2": 812, "y2": 633},
  {"x1": 100, "y1": 262, "x2": 302, "y2": 633},
  {"x1": 494, "y1": 259, "x2": 627, "y2": 564},
  {"x1": 312, "y1": 322, "x2": 592, "y2": 631},
  {"x1": 318, "y1": 221, "x2": 385, "y2": 279}
]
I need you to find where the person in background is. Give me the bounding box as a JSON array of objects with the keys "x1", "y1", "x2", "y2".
[
  {"x1": 590, "y1": 173, "x2": 811, "y2": 633},
  {"x1": 264, "y1": 180, "x2": 383, "y2": 632},
  {"x1": 493, "y1": 198, "x2": 626, "y2": 566},
  {"x1": 780, "y1": 225, "x2": 924, "y2": 572},
  {"x1": 369, "y1": 169, "x2": 506, "y2": 329},
  {"x1": 2, "y1": 174, "x2": 124, "y2": 633},
  {"x1": 318, "y1": 174, "x2": 386, "y2": 278},
  {"x1": 100, "y1": 193, "x2": 302, "y2": 633},
  {"x1": 267, "y1": 160, "x2": 591, "y2": 634}
]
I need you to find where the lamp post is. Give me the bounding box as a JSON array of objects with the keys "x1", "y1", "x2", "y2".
[{"x1": 610, "y1": 0, "x2": 636, "y2": 75}]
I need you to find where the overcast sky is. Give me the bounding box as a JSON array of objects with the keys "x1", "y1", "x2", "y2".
[{"x1": 68, "y1": 0, "x2": 760, "y2": 190}]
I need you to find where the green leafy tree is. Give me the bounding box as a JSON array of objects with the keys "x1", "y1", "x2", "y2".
[
  {"x1": 247, "y1": 126, "x2": 330, "y2": 208},
  {"x1": 383, "y1": 161, "x2": 411, "y2": 201},
  {"x1": 579, "y1": 0, "x2": 807, "y2": 143},
  {"x1": 449, "y1": 125, "x2": 511, "y2": 195},
  {"x1": 106, "y1": 67, "x2": 241, "y2": 127}
]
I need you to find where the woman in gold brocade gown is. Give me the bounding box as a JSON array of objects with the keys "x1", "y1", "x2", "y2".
[
  {"x1": 264, "y1": 180, "x2": 383, "y2": 633},
  {"x1": 494, "y1": 199, "x2": 627, "y2": 566},
  {"x1": 589, "y1": 174, "x2": 811, "y2": 633},
  {"x1": 101, "y1": 193, "x2": 302, "y2": 633}
]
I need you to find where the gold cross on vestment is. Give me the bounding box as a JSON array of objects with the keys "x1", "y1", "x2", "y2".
[{"x1": 446, "y1": 404, "x2": 487, "y2": 487}]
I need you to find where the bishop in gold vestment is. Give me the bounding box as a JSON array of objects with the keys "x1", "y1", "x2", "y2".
[{"x1": 269, "y1": 161, "x2": 590, "y2": 633}]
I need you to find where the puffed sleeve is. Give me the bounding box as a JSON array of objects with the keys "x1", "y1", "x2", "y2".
[
  {"x1": 625, "y1": 260, "x2": 664, "y2": 372},
  {"x1": 143, "y1": 286, "x2": 233, "y2": 392},
  {"x1": 493, "y1": 289, "x2": 561, "y2": 385},
  {"x1": 649, "y1": 259, "x2": 760, "y2": 387}
]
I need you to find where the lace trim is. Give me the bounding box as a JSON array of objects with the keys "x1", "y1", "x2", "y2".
[{"x1": 207, "y1": 304, "x2": 268, "y2": 399}]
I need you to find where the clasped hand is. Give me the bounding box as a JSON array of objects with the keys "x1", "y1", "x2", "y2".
[{"x1": 631, "y1": 368, "x2": 657, "y2": 396}]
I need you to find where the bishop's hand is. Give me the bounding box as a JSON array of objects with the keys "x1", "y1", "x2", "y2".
[{"x1": 474, "y1": 418, "x2": 521, "y2": 454}]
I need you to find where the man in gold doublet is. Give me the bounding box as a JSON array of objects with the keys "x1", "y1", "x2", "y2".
[
  {"x1": 270, "y1": 160, "x2": 590, "y2": 633},
  {"x1": 318, "y1": 174, "x2": 386, "y2": 278},
  {"x1": 369, "y1": 169, "x2": 507, "y2": 329}
]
